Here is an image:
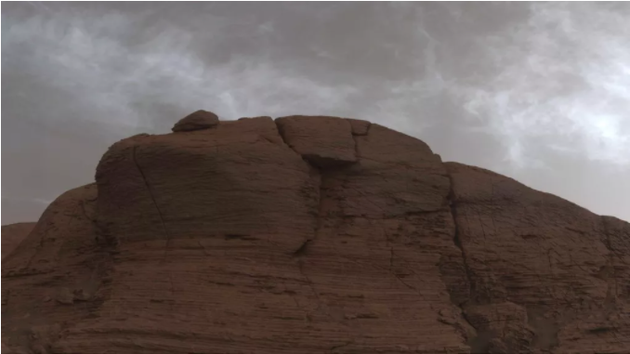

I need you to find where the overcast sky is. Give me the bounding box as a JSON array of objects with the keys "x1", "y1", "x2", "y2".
[{"x1": 2, "y1": 2, "x2": 629, "y2": 223}]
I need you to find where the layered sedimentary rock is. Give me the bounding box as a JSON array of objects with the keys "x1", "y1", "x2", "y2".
[
  {"x1": 1, "y1": 222, "x2": 36, "y2": 259},
  {"x1": 2, "y1": 115, "x2": 629, "y2": 354}
]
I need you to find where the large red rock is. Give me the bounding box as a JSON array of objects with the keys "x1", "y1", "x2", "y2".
[
  {"x1": 2, "y1": 114, "x2": 629, "y2": 354},
  {"x1": 445, "y1": 162, "x2": 630, "y2": 353},
  {"x1": 1, "y1": 222, "x2": 36, "y2": 259},
  {"x1": 2, "y1": 184, "x2": 113, "y2": 353},
  {"x1": 275, "y1": 115, "x2": 358, "y2": 168}
]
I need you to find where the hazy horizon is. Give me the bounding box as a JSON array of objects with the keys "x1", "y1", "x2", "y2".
[{"x1": 2, "y1": 2, "x2": 629, "y2": 223}]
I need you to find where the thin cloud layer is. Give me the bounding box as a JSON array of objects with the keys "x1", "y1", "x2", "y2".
[
  {"x1": 455, "y1": 2, "x2": 630, "y2": 167},
  {"x1": 2, "y1": 2, "x2": 629, "y2": 222},
  {"x1": 2, "y1": 6, "x2": 358, "y2": 131}
]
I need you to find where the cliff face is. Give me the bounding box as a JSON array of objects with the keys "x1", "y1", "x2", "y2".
[{"x1": 2, "y1": 115, "x2": 629, "y2": 354}]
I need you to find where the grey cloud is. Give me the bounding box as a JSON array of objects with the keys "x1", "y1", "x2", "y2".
[
  {"x1": 2, "y1": 2, "x2": 629, "y2": 223},
  {"x1": 452, "y1": 2, "x2": 630, "y2": 167}
]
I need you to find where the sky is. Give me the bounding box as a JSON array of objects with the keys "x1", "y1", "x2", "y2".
[{"x1": 2, "y1": 2, "x2": 629, "y2": 224}]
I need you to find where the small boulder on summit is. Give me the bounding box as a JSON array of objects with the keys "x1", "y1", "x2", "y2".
[{"x1": 172, "y1": 110, "x2": 219, "y2": 132}]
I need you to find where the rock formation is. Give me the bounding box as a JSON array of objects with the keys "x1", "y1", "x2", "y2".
[
  {"x1": 2, "y1": 114, "x2": 629, "y2": 354},
  {"x1": 1, "y1": 222, "x2": 36, "y2": 259},
  {"x1": 171, "y1": 110, "x2": 220, "y2": 132}
]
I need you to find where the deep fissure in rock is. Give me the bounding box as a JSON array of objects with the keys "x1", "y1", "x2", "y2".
[
  {"x1": 273, "y1": 119, "x2": 328, "y2": 250},
  {"x1": 446, "y1": 174, "x2": 475, "y2": 303},
  {"x1": 445, "y1": 171, "x2": 482, "y2": 350},
  {"x1": 275, "y1": 117, "x2": 484, "y2": 350}
]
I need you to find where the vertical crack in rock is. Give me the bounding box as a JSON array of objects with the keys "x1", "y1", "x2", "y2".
[
  {"x1": 80, "y1": 199, "x2": 107, "y2": 247},
  {"x1": 351, "y1": 135, "x2": 360, "y2": 161},
  {"x1": 293, "y1": 165, "x2": 325, "y2": 253},
  {"x1": 297, "y1": 257, "x2": 326, "y2": 317},
  {"x1": 79, "y1": 201, "x2": 95, "y2": 225},
  {"x1": 131, "y1": 145, "x2": 172, "y2": 260},
  {"x1": 446, "y1": 170, "x2": 480, "y2": 349},
  {"x1": 350, "y1": 120, "x2": 371, "y2": 160},
  {"x1": 312, "y1": 173, "x2": 326, "y2": 242},
  {"x1": 446, "y1": 175, "x2": 474, "y2": 304},
  {"x1": 274, "y1": 119, "x2": 334, "y2": 320},
  {"x1": 293, "y1": 169, "x2": 326, "y2": 314},
  {"x1": 273, "y1": 119, "x2": 298, "y2": 156},
  {"x1": 601, "y1": 216, "x2": 619, "y2": 303},
  {"x1": 273, "y1": 118, "x2": 325, "y2": 249}
]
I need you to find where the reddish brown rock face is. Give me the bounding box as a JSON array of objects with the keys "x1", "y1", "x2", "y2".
[
  {"x1": 275, "y1": 115, "x2": 358, "y2": 168},
  {"x1": 1, "y1": 222, "x2": 36, "y2": 259},
  {"x1": 2, "y1": 115, "x2": 629, "y2": 354},
  {"x1": 445, "y1": 162, "x2": 630, "y2": 353},
  {"x1": 2, "y1": 184, "x2": 113, "y2": 353},
  {"x1": 171, "y1": 110, "x2": 220, "y2": 132}
]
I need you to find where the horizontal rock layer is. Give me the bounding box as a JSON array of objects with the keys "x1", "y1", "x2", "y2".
[
  {"x1": 1, "y1": 222, "x2": 36, "y2": 259},
  {"x1": 2, "y1": 115, "x2": 629, "y2": 354}
]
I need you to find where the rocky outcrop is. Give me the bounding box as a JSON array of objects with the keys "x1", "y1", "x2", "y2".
[
  {"x1": 1, "y1": 222, "x2": 36, "y2": 259},
  {"x1": 2, "y1": 114, "x2": 629, "y2": 354},
  {"x1": 445, "y1": 162, "x2": 630, "y2": 353},
  {"x1": 2, "y1": 184, "x2": 113, "y2": 354},
  {"x1": 171, "y1": 110, "x2": 219, "y2": 132},
  {"x1": 275, "y1": 116, "x2": 358, "y2": 168}
]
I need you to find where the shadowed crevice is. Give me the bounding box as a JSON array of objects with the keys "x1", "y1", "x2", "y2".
[
  {"x1": 274, "y1": 117, "x2": 359, "y2": 169},
  {"x1": 349, "y1": 119, "x2": 371, "y2": 161},
  {"x1": 292, "y1": 171, "x2": 326, "y2": 254},
  {"x1": 446, "y1": 172, "x2": 475, "y2": 304},
  {"x1": 273, "y1": 118, "x2": 328, "y2": 253},
  {"x1": 445, "y1": 168, "x2": 481, "y2": 350},
  {"x1": 273, "y1": 118, "x2": 302, "y2": 159}
]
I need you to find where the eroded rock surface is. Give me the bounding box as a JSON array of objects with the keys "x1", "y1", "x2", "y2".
[
  {"x1": 1, "y1": 222, "x2": 36, "y2": 259},
  {"x1": 2, "y1": 184, "x2": 113, "y2": 353},
  {"x1": 2, "y1": 114, "x2": 628, "y2": 354},
  {"x1": 275, "y1": 115, "x2": 357, "y2": 168},
  {"x1": 172, "y1": 110, "x2": 219, "y2": 132}
]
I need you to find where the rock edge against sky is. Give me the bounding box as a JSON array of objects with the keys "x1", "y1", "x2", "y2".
[{"x1": 2, "y1": 114, "x2": 629, "y2": 354}]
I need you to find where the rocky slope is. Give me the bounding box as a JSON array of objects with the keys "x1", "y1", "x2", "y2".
[
  {"x1": 1, "y1": 223, "x2": 36, "y2": 259},
  {"x1": 2, "y1": 114, "x2": 629, "y2": 354}
]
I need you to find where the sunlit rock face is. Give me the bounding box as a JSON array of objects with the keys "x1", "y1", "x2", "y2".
[{"x1": 2, "y1": 114, "x2": 629, "y2": 354}]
